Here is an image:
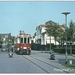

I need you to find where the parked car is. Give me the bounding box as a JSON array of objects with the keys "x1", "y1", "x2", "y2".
[{"x1": 1, "y1": 46, "x2": 7, "y2": 52}]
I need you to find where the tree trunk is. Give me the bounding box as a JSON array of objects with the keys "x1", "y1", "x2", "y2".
[
  {"x1": 70, "y1": 42, "x2": 72, "y2": 55},
  {"x1": 55, "y1": 37, "x2": 56, "y2": 48},
  {"x1": 50, "y1": 36, "x2": 51, "y2": 51}
]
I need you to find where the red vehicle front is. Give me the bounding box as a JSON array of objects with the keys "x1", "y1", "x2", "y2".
[{"x1": 15, "y1": 31, "x2": 31, "y2": 55}]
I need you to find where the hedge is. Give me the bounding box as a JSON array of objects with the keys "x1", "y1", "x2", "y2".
[{"x1": 53, "y1": 48, "x2": 75, "y2": 54}]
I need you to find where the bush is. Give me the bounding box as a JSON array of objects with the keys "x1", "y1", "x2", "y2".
[
  {"x1": 31, "y1": 43, "x2": 37, "y2": 50},
  {"x1": 54, "y1": 48, "x2": 75, "y2": 54}
]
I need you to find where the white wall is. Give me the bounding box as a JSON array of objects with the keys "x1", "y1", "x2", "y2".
[{"x1": 35, "y1": 25, "x2": 59, "y2": 45}]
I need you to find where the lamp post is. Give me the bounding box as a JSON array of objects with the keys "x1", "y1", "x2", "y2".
[{"x1": 62, "y1": 12, "x2": 70, "y2": 64}]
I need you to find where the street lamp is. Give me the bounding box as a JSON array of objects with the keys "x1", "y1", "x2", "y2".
[{"x1": 62, "y1": 12, "x2": 70, "y2": 64}]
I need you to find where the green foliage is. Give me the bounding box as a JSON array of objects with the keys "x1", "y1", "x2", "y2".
[
  {"x1": 45, "y1": 20, "x2": 75, "y2": 46},
  {"x1": 7, "y1": 43, "x2": 11, "y2": 47},
  {"x1": 0, "y1": 40, "x2": 3, "y2": 44},
  {"x1": 31, "y1": 43, "x2": 37, "y2": 50},
  {"x1": 63, "y1": 64, "x2": 75, "y2": 69},
  {"x1": 0, "y1": 35, "x2": 3, "y2": 45},
  {"x1": 67, "y1": 20, "x2": 75, "y2": 42},
  {"x1": 45, "y1": 20, "x2": 65, "y2": 45},
  {"x1": 56, "y1": 25, "x2": 66, "y2": 45},
  {"x1": 31, "y1": 44, "x2": 39, "y2": 51},
  {"x1": 45, "y1": 20, "x2": 57, "y2": 36},
  {"x1": 53, "y1": 48, "x2": 75, "y2": 54},
  {"x1": 7, "y1": 36, "x2": 15, "y2": 47},
  {"x1": 0, "y1": 44, "x2": 2, "y2": 48}
]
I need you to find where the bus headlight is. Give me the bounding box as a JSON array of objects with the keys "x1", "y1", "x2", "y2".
[
  {"x1": 23, "y1": 47, "x2": 27, "y2": 49},
  {"x1": 17, "y1": 48, "x2": 19, "y2": 50}
]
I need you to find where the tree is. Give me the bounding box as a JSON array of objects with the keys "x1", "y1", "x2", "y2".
[
  {"x1": 7, "y1": 35, "x2": 15, "y2": 47},
  {"x1": 67, "y1": 20, "x2": 75, "y2": 55},
  {"x1": 45, "y1": 20, "x2": 65, "y2": 49},
  {"x1": 56, "y1": 25, "x2": 65, "y2": 46},
  {"x1": 52, "y1": 24, "x2": 65, "y2": 46},
  {"x1": 45, "y1": 20, "x2": 58, "y2": 50},
  {"x1": 67, "y1": 20, "x2": 75, "y2": 42}
]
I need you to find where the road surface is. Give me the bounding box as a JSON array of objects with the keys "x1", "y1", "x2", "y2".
[{"x1": 0, "y1": 50, "x2": 75, "y2": 74}]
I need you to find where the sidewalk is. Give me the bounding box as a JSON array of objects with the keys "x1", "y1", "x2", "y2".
[
  {"x1": 72, "y1": 54, "x2": 75, "y2": 57},
  {"x1": 38, "y1": 51, "x2": 75, "y2": 73}
]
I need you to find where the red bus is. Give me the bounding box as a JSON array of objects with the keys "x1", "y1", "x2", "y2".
[{"x1": 15, "y1": 31, "x2": 31, "y2": 55}]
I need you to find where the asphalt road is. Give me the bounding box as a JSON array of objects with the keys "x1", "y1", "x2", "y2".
[
  {"x1": 0, "y1": 51, "x2": 46, "y2": 73},
  {"x1": 0, "y1": 50, "x2": 75, "y2": 74}
]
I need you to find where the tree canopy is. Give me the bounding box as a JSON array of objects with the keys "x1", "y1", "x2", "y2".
[
  {"x1": 45, "y1": 20, "x2": 75, "y2": 45},
  {"x1": 45, "y1": 20, "x2": 65, "y2": 45}
]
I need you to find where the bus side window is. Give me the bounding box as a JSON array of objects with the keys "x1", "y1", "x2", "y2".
[
  {"x1": 24, "y1": 38, "x2": 26, "y2": 43},
  {"x1": 28, "y1": 38, "x2": 29, "y2": 43},
  {"x1": 21, "y1": 38, "x2": 23, "y2": 43}
]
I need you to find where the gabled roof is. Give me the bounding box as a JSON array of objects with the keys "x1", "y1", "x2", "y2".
[
  {"x1": 36, "y1": 24, "x2": 46, "y2": 30},
  {"x1": 40, "y1": 24, "x2": 46, "y2": 27}
]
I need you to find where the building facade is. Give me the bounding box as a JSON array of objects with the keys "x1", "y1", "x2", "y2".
[
  {"x1": 33, "y1": 24, "x2": 62, "y2": 45},
  {"x1": 0, "y1": 33, "x2": 11, "y2": 46}
]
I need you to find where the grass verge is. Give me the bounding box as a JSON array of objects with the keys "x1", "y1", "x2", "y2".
[{"x1": 63, "y1": 63, "x2": 75, "y2": 69}]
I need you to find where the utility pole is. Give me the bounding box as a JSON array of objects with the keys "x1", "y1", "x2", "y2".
[{"x1": 62, "y1": 12, "x2": 70, "y2": 64}]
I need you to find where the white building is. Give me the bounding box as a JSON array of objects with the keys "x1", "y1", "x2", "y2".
[{"x1": 34, "y1": 24, "x2": 59, "y2": 45}]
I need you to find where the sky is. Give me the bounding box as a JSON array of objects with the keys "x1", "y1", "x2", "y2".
[{"x1": 0, "y1": 1, "x2": 75, "y2": 36}]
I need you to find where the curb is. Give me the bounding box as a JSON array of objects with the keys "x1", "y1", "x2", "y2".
[{"x1": 72, "y1": 54, "x2": 75, "y2": 57}]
